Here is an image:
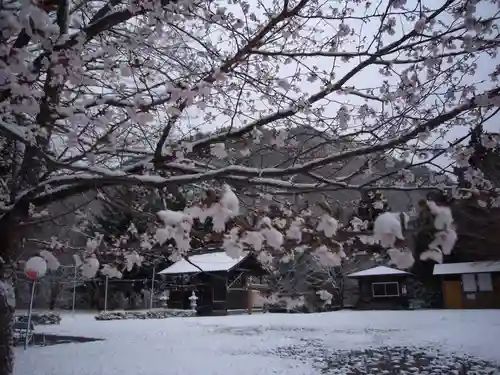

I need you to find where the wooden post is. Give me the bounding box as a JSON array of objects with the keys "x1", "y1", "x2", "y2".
[
  {"x1": 247, "y1": 288, "x2": 253, "y2": 315},
  {"x1": 104, "y1": 276, "x2": 109, "y2": 312}
]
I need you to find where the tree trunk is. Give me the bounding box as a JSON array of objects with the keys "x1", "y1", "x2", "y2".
[
  {"x1": 0, "y1": 295, "x2": 13, "y2": 375},
  {"x1": 339, "y1": 276, "x2": 345, "y2": 309},
  {"x1": 0, "y1": 209, "x2": 26, "y2": 375},
  {"x1": 49, "y1": 281, "x2": 63, "y2": 310}
]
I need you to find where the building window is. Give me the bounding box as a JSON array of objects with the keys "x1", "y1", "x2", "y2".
[
  {"x1": 461, "y1": 273, "x2": 494, "y2": 292},
  {"x1": 372, "y1": 282, "x2": 400, "y2": 297},
  {"x1": 477, "y1": 273, "x2": 493, "y2": 291},
  {"x1": 461, "y1": 274, "x2": 477, "y2": 292}
]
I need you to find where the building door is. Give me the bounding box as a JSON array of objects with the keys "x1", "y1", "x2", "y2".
[{"x1": 443, "y1": 280, "x2": 462, "y2": 309}]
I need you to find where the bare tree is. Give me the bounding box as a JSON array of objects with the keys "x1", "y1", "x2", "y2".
[{"x1": 1, "y1": 0, "x2": 500, "y2": 372}]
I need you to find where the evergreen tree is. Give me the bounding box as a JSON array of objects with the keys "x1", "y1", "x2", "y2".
[
  {"x1": 90, "y1": 186, "x2": 186, "y2": 241},
  {"x1": 410, "y1": 191, "x2": 450, "y2": 307},
  {"x1": 356, "y1": 189, "x2": 390, "y2": 230},
  {"x1": 344, "y1": 189, "x2": 392, "y2": 259},
  {"x1": 451, "y1": 125, "x2": 500, "y2": 261},
  {"x1": 409, "y1": 124, "x2": 500, "y2": 305}
]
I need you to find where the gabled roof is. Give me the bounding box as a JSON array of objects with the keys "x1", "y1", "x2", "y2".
[
  {"x1": 433, "y1": 261, "x2": 500, "y2": 275},
  {"x1": 347, "y1": 266, "x2": 410, "y2": 278},
  {"x1": 158, "y1": 252, "x2": 248, "y2": 275}
]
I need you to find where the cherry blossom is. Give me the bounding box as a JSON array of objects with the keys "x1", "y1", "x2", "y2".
[
  {"x1": 39, "y1": 250, "x2": 60, "y2": 271},
  {"x1": 101, "y1": 264, "x2": 123, "y2": 278},
  {"x1": 387, "y1": 248, "x2": 415, "y2": 270},
  {"x1": 373, "y1": 212, "x2": 407, "y2": 248},
  {"x1": 81, "y1": 257, "x2": 100, "y2": 279},
  {"x1": 1, "y1": 0, "x2": 499, "y2": 369},
  {"x1": 316, "y1": 214, "x2": 339, "y2": 238}
]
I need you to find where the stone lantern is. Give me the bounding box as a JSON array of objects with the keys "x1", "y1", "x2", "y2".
[{"x1": 188, "y1": 291, "x2": 198, "y2": 311}]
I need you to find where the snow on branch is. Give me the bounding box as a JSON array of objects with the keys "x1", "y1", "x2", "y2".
[
  {"x1": 420, "y1": 200, "x2": 457, "y2": 264},
  {"x1": 1, "y1": 0, "x2": 500, "y2": 304}
]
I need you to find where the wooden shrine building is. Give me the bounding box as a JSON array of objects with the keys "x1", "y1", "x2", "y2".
[
  {"x1": 347, "y1": 266, "x2": 412, "y2": 310},
  {"x1": 158, "y1": 251, "x2": 267, "y2": 315},
  {"x1": 433, "y1": 261, "x2": 500, "y2": 309}
]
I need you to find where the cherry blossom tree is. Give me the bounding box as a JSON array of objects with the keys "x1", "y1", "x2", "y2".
[{"x1": 1, "y1": 0, "x2": 500, "y2": 372}]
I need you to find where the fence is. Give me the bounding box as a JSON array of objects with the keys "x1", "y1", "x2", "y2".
[{"x1": 14, "y1": 266, "x2": 168, "y2": 312}]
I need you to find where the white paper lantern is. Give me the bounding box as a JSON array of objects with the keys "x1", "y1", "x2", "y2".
[{"x1": 24, "y1": 256, "x2": 48, "y2": 280}]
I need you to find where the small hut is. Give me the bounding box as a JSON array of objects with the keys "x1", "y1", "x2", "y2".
[
  {"x1": 158, "y1": 251, "x2": 267, "y2": 315},
  {"x1": 433, "y1": 261, "x2": 500, "y2": 309},
  {"x1": 347, "y1": 266, "x2": 412, "y2": 310}
]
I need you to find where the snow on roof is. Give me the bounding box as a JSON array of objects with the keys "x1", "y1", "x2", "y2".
[
  {"x1": 347, "y1": 266, "x2": 410, "y2": 278},
  {"x1": 433, "y1": 261, "x2": 500, "y2": 275},
  {"x1": 158, "y1": 252, "x2": 248, "y2": 275}
]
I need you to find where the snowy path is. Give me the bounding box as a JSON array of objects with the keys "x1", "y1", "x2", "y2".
[{"x1": 14, "y1": 310, "x2": 500, "y2": 375}]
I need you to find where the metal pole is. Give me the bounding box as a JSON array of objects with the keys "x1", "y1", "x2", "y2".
[
  {"x1": 24, "y1": 280, "x2": 36, "y2": 350},
  {"x1": 150, "y1": 265, "x2": 155, "y2": 309},
  {"x1": 72, "y1": 264, "x2": 77, "y2": 316},
  {"x1": 104, "y1": 276, "x2": 109, "y2": 312}
]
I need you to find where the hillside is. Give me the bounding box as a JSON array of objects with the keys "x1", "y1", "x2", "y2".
[{"x1": 187, "y1": 125, "x2": 433, "y2": 217}]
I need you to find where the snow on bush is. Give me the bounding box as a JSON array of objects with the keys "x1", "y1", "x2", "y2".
[
  {"x1": 16, "y1": 312, "x2": 61, "y2": 325},
  {"x1": 95, "y1": 310, "x2": 196, "y2": 321},
  {"x1": 317, "y1": 289, "x2": 333, "y2": 305}
]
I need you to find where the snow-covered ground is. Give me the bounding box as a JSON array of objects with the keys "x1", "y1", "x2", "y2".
[{"x1": 14, "y1": 310, "x2": 500, "y2": 375}]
